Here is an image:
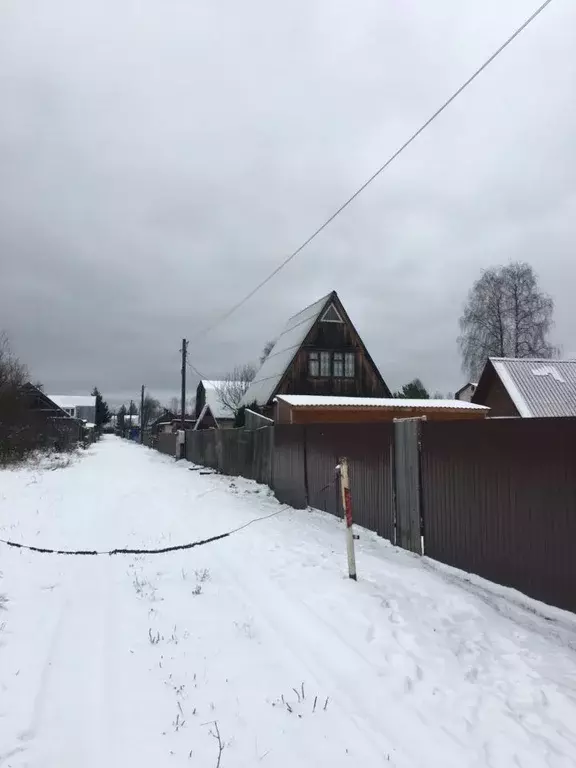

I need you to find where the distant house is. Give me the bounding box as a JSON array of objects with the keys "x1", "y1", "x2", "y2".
[
  {"x1": 149, "y1": 410, "x2": 176, "y2": 435},
  {"x1": 48, "y1": 395, "x2": 96, "y2": 426},
  {"x1": 152, "y1": 406, "x2": 218, "y2": 435},
  {"x1": 473, "y1": 358, "x2": 576, "y2": 418},
  {"x1": 240, "y1": 290, "x2": 390, "y2": 415},
  {"x1": 22, "y1": 384, "x2": 82, "y2": 445},
  {"x1": 195, "y1": 381, "x2": 237, "y2": 429},
  {"x1": 455, "y1": 382, "x2": 477, "y2": 402}
]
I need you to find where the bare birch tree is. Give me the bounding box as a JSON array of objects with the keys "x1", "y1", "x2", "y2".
[
  {"x1": 458, "y1": 262, "x2": 557, "y2": 378},
  {"x1": 215, "y1": 364, "x2": 256, "y2": 416}
]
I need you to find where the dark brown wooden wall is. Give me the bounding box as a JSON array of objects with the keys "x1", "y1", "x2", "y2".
[
  {"x1": 477, "y1": 374, "x2": 519, "y2": 417},
  {"x1": 276, "y1": 315, "x2": 387, "y2": 399}
]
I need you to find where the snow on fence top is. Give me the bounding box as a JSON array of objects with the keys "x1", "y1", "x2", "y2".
[{"x1": 275, "y1": 395, "x2": 488, "y2": 410}]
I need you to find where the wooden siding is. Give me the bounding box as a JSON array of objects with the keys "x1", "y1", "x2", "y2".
[
  {"x1": 475, "y1": 367, "x2": 520, "y2": 417},
  {"x1": 275, "y1": 294, "x2": 388, "y2": 400}
]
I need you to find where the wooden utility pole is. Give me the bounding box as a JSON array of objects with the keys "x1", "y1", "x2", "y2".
[
  {"x1": 140, "y1": 385, "x2": 145, "y2": 444},
  {"x1": 180, "y1": 338, "x2": 188, "y2": 428},
  {"x1": 338, "y1": 457, "x2": 357, "y2": 581}
]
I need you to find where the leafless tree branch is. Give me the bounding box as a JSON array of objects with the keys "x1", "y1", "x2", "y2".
[{"x1": 214, "y1": 364, "x2": 256, "y2": 416}]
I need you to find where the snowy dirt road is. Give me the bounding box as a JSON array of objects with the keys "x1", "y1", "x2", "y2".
[{"x1": 2, "y1": 438, "x2": 576, "y2": 767}]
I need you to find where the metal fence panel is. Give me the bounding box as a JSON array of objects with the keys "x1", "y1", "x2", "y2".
[
  {"x1": 184, "y1": 427, "x2": 274, "y2": 486},
  {"x1": 157, "y1": 432, "x2": 176, "y2": 457},
  {"x1": 305, "y1": 424, "x2": 395, "y2": 541},
  {"x1": 421, "y1": 417, "x2": 576, "y2": 613},
  {"x1": 252, "y1": 427, "x2": 274, "y2": 486},
  {"x1": 273, "y1": 425, "x2": 307, "y2": 508},
  {"x1": 394, "y1": 419, "x2": 422, "y2": 553}
]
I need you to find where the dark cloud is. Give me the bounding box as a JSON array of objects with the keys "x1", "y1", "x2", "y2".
[{"x1": 1, "y1": 0, "x2": 575, "y2": 404}]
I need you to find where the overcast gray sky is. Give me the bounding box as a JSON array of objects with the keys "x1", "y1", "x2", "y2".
[{"x1": 1, "y1": 0, "x2": 575, "y2": 405}]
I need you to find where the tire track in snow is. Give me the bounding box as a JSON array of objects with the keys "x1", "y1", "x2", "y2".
[
  {"x1": 5, "y1": 562, "x2": 113, "y2": 768},
  {"x1": 210, "y1": 544, "x2": 413, "y2": 766}
]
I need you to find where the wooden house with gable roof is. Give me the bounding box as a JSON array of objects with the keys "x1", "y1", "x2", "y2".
[{"x1": 241, "y1": 290, "x2": 390, "y2": 416}]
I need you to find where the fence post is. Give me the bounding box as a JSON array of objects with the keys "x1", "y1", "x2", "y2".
[{"x1": 338, "y1": 457, "x2": 357, "y2": 581}]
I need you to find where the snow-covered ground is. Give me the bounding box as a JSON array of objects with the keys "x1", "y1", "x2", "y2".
[{"x1": 2, "y1": 437, "x2": 576, "y2": 768}]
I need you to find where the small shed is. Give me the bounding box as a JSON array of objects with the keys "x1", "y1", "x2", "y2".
[
  {"x1": 274, "y1": 395, "x2": 489, "y2": 424},
  {"x1": 473, "y1": 357, "x2": 576, "y2": 418},
  {"x1": 195, "y1": 381, "x2": 237, "y2": 428}
]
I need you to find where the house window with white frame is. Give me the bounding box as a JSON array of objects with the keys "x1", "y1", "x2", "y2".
[
  {"x1": 320, "y1": 351, "x2": 331, "y2": 377},
  {"x1": 345, "y1": 352, "x2": 355, "y2": 378},
  {"x1": 308, "y1": 351, "x2": 319, "y2": 377},
  {"x1": 333, "y1": 352, "x2": 344, "y2": 378}
]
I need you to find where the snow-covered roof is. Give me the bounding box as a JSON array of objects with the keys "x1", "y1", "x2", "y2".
[
  {"x1": 193, "y1": 402, "x2": 218, "y2": 430},
  {"x1": 123, "y1": 414, "x2": 140, "y2": 425},
  {"x1": 241, "y1": 293, "x2": 332, "y2": 407},
  {"x1": 276, "y1": 395, "x2": 488, "y2": 410},
  {"x1": 487, "y1": 358, "x2": 576, "y2": 418},
  {"x1": 202, "y1": 381, "x2": 237, "y2": 420},
  {"x1": 48, "y1": 395, "x2": 96, "y2": 409}
]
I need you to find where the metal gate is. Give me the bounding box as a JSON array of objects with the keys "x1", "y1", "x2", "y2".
[{"x1": 394, "y1": 418, "x2": 423, "y2": 554}]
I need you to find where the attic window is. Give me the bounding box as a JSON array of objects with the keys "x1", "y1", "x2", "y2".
[{"x1": 321, "y1": 304, "x2": 343, "y2": 323}]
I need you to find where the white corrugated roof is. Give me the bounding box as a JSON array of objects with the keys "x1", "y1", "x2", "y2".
[
  {"x1": 490, "y1": 358, "x2": 576, "y2": 418},
  {"x1": 202, "y1": 380, "x2": 237, "y2": 420},
  {"x1": 49, "y1": 395, "x2": 96, "y2": 409},
  {"x1": 276, "y1": 395, "x2": 488, "y2": 410},
  {"x1": 241, "y1": 293, "x2": 332, "y2": 407}
]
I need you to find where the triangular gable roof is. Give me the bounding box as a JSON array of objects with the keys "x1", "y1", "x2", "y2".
[
  {"x1": 474, "y1": 357, "x2": 576, "y2": 417},
  {"x1": 193, "y1": 402, "x2": 219, "y2": 430},
  {"x1": 241, "y1": 290, "x2": 389, "y2": 407},
  {"x1": 200, "y1": 380, "x2": 239, "y2": 420},
  {"x1": 22, "y1": 383, "x2": 77, "y2": 419},
  {"x1": 240, "y1": 293, "x2": 332, "y2": 407}
]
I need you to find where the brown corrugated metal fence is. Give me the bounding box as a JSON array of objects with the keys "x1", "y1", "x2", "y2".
[
  {"x1": 186, "y1": 427, "x2": 274, "y2": 486},
  {"x1": 421, "y1": 417, "x2": 576, "y2": 613},
  {"x1": 304, "y1": 424, "x2": 394, "y2": 540},
  {"x1": 147, "y1": 416, "x2": 576, "y2": 614},
  {"x1": 273, "y1": 425, "x2": 308, "y2": 508}
]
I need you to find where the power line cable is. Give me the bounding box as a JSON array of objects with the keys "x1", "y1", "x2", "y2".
[
  {"x1": 186, "y1": 359, "x2": 206, "y2": 381},
  {"x1": 199, "y1": 0, "x2": 555, "y2": 336}
]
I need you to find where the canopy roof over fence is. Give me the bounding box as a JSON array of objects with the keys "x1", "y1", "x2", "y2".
[{"x1": 276, "y1": 395, "x2": 487, "y2": 410}]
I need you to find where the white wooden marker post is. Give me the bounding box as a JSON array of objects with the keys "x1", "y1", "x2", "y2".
[{"x1": 338, "y1": 457, "x2": 357, "y2": 581}]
